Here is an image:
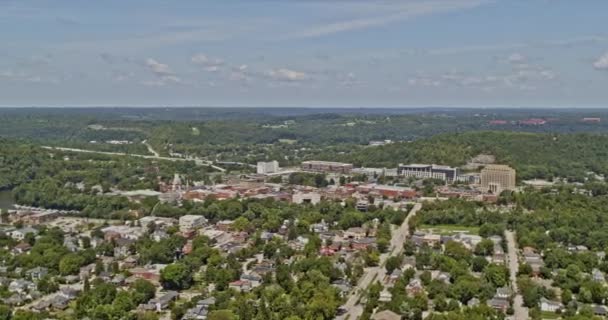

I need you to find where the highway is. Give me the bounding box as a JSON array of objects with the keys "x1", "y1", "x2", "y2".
[
  {"x1": 42, "y1": 146, "x2": 226, "y2": 172},
  {"x1": 505, "y1": 230, "x2": 529, "y2": 320},
  {"x1": 337, "y1": 203, "x2": 422, "y2": 320}
]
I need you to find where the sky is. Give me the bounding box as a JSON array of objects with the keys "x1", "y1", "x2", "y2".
[{"x1": 1, "y1": 0, "x2": 608, "y2": 108}]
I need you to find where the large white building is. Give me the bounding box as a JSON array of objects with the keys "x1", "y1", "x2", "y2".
[
  {"x1": 179, "y1": 215, "x2": 208, "y2": 233},
  {"x1": 257, "y1": 161, "x2": 279, "y2": 174},
  {"x1": 398, "y1": 164, "x2": 459, "y2": 182}
]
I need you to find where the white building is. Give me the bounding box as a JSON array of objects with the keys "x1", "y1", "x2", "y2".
[
  {"x1": 257, "y1": 161, "x2": 279, "y2": 174},
  {"x1": 540, "y1": 297, "x2": 562, "y2": 312},
  {"x1": 179, "y1": 215, "x2": 207, "y2": 233},
  {"x1": 292, "y1": 192, "x2": 321, "y2": 205}
]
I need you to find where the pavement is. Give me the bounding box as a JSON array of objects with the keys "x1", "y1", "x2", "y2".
[
  {"x1": 505, "y1": 230, "x2": 529, "y2": 320},
  {"x1": 336, "y1": 203, "x2": 422, "y2": 320}
]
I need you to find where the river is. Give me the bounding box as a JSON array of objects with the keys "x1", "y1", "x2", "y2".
[{"x1": 0, "y1": 190, "x2": 15, "y2": 210}]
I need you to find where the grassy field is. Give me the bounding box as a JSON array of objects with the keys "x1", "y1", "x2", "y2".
[
  {"x1": 540, "y1": 311, "x2": 561, "y2": 319},
  {"x1": 419, "y1": 224, "x2": 480, "y2": 235}
]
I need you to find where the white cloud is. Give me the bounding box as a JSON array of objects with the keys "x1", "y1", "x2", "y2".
[
  {"x1": 191, "y1": 54, "x2": 225, "y2": 72},
  {"x1": 594, "y1": 52, "x2": 608, "y2": 70},
  {"x1": 143, "y1": 58, "x2": 181, "y2": 86},
  {"x1": 292, "y1": 0, "x2": 490, "y2": 38},
  {"x1": 265, "y1": 68, "x2": 309, "y2": 82},
  {"x1": 507, "y1": 52, "x2": 526, "y2": 63}
]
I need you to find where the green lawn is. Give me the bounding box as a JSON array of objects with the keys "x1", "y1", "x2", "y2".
[
  {"x1": 419, "y1": 224, "x2": 480, "y2": 235},
  {"x1": 540, "y1": 311, "x2": 561, "y2": 319}
]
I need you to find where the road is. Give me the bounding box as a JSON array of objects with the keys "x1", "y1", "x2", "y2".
[
  {"x1": 505, "y1": 230, "x2": 529, "y2": 320},
  {"x1": 337, "y1": 203, "x2": 422, "y2": 320},
  {"x1": 42, "y1": 146, "x2": 226, "y2": 172},
  {"x1": 142, "y1": 140, "x2": 160, "y2": 157}
]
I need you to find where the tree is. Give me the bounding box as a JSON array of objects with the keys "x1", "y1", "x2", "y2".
[
  {"x1": 208, "y1": 310, "x2": 238, "y2": 320},
  {"x1": 132, "y1": 279, "x2": 156, "y2": 304},
  {"x1": 472, "y1": 256, "x2": 489, "y2": 272},
  {"x1": 484, "y1": 264, "x2": 509, "y2": 288},
  {"x1": 444, "y1": 240, "x2": 472, "y2": 263},
  {"x1": 59, "y1": 253, "x2": 85, "y2": 275},
  {"x1": 160, "y1": 263, "x2": 192, "y2": 290},
  {"x1": 385, "y1": 256, "x2": 402, "y2": 274},
  {"x1": 474, "y1": 239, "x2": 495, "y2": 256}
]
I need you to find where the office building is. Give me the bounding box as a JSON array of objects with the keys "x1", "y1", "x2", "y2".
[
  {"x1": 257, "y1": 161, "x2": 279, "y2": 174},
  {"x1": 480, "y1": 165, "x2": 516, "y2": 194},
  {"x1": 301, "y1": 161, "x2": 353, "y2": 174},
  {"x1": 398, "y1": 164, "x2": 459, "y2": 182}
]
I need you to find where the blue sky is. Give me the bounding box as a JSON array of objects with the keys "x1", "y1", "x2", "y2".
[{"x1": 1, "y1": 0, "x2": 608, "y2": 107}]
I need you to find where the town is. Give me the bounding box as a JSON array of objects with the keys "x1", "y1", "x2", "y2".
[{"x1": 2, "y1": 146, "x2": 588, "y2": 320}]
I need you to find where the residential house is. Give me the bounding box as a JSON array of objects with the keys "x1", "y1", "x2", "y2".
[
  {"x1": 10, "y1": 227, "x2": 38, "y2": 241},
  {"x1": 8, "y1": 279, "x2": 36, "y2": 294},
  {"x1": 25, "y1": 267, "x2": 49, "y2": 281},
  {"x1": 141, "y1": 291, "x2": 179, "y2": 312},
  {"x1": 540, "y1": 297, "x2": 562, "y2": 313},
  {"x1": 488, "y1": 297, "x2": 509, "y2": 313},
  {"x1": 592, "y1": 269, "x2": 605, "y2": 282},
  {"x1": 344, "y1": 227, "x2": 367, "y2": 240},
  {"x1": 406, "y1": 278, "x2": 424, "y2": 296},
  {"x1": 229, "y1": 280, "x2": 251, "y2": 292},
  {"x1": 372, "y1": 310, "x2": 401, "y2": 320}
]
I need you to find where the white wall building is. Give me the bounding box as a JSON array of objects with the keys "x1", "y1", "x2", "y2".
[
  {"x1": 257, "y1": 161, "x2": 279, "y2": 174},
  {"x1": 292, "y1": 192, "x2": 321, "y2": 205}
]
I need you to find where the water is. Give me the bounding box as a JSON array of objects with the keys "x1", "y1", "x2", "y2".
[{"x1": 0, "y1": 190, "x2": 15, "y2": 210}]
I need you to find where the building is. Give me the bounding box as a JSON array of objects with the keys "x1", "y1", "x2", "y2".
[
  {"x1": 292, "y1": 192, "x2": 321, "y2": 205},
  {"x1": 481, "y1": 164, "x2": 516, "y2": 194},
  {"x1": 179, "y1": 215, "x2": 207, "y2": 233},
  {"x1": 356, "y1": 183, "x2": 417, "y2": 199},
  {"x1": 257, "y1": 161, "x2": 280, "y2": 174},
  {"x1": 540, "y1": 297, "x2": 562, "y2": 312},
  {"x1": 301, "y1": 161, "x2": 353, "y2": 174},
  {"x1": 398, "y1": 164, "x2": 459, "y2": 182},
  {"x1": 372, "y1": 310, "x2": 401, "y2": 320}
]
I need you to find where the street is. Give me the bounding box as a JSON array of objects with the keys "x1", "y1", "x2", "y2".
[
  {"x1": 337, "y1": 203, "x2": 422, "y2": 320},
  {"x1": 505, "y1": 230, "x2": 529, "y2": 320}
]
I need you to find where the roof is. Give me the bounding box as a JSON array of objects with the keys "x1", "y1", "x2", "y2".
[{"x1": 372, "y1": 310, "x2": 401, "y2": 320}]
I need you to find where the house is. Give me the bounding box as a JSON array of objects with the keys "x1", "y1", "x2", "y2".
[
  {"x1": 4, "y1": 294, "x2": 26, "y2": 306},
  {"x1": 594, "y1": 305, "x2": 608, "y2": 316},
  {"x1": 495, "y1": 286, "x2": 512, "y2": 299},
  {"x1": 592, "y1": 269, "x2": 605, "y2": 282},
  {"x1": 228, "y1": 280, "x2": 251, "y2": 292},
  {"x1": 184, "y1": 303, "x2": 209, "y2": 320},
  {"x1": 179, "y1": 215, "x2": 207, "y2": 233},
  {"x1": 10, "y1": 227, "x2": 38, "y2": 241},
  {"x1": 344, "y1": 227, "x2": 367, "y2": 240},
  {"x1": 113, "y1": 238, "x2": 136, "y2": 258},
  {"x1": 240, "y1": 273, "x2": 263, "y2": 288},
  {"x1": 216, "y1": 220, "x2": 234, "y2": 231},
  {"x1": 406, "y1": 278, "x2": 424, "y2": 296},
  {"x1": 25, "y1": 267, "x2": 49, "y2": 281},
  {"x1": 351, "y1": 237, "x2": 376, "y2": 250},
  {"x1": 488, "y1": 297, "x2": 509, "y2": 313},
  {"x1": 310, "y1": 220, "x2": 329, "y2": 233},
  {"x1": 51, "y1": 294, "x2": 70, "y2": 310},
  {"x1": 79, "y1": 264, "x2": 96, "y2": 280},
  {"x1": 379, "y1": 288, "x2": 392, "y2": 302},
  {"x1": 142, "y1": 291, "x2": 179, "y2": 312},
  {"x1": 9, "y1": 280, "x2": 36, "y2": 293},
  {"x1": 540, "y1": 297, "x2": 562, "y2": 312},
  {"x1": 331, "y1": 280, "x2": 352, "y2": 297},
  {"x1": 12, "y1": 242, "x2": 31, "y2": 254},
  {"x1": 467, "y1": 298, "x2": 480, "y2": 307},
  {"x1": 372, "y1": 310, "x2": 401, "y2": 320}
]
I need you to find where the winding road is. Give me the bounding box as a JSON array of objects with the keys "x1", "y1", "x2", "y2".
[{"x1": 337, "y1": 203, "x2": 422, "y2": 320}]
